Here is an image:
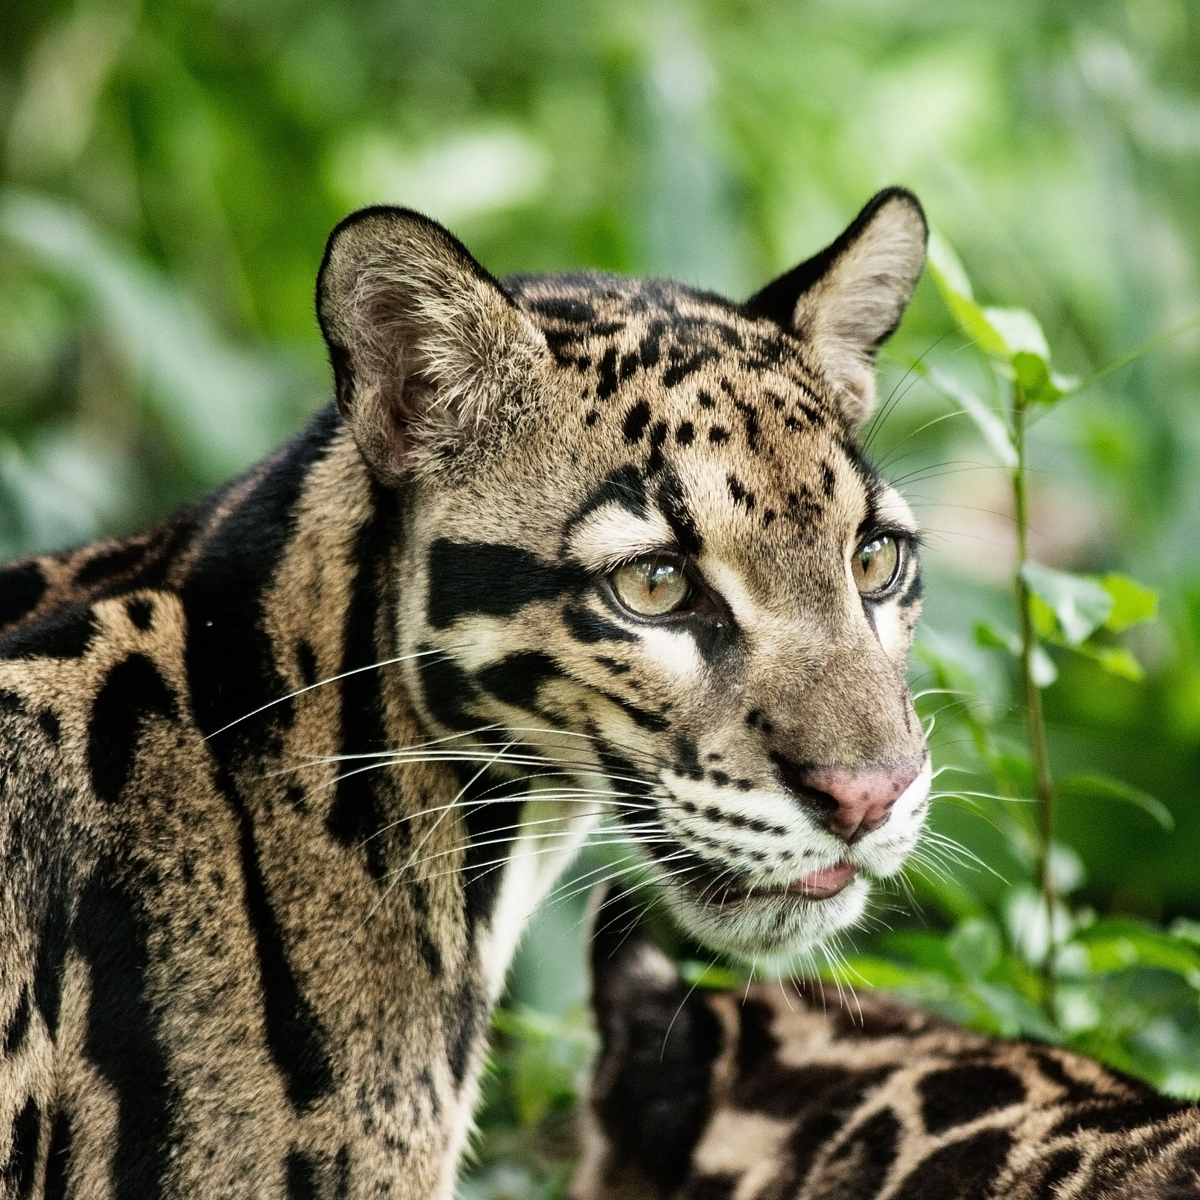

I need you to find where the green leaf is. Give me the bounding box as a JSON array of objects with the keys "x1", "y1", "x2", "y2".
[
  {"x1": 983, "y1": 307, "x2": 1051, "y2": 358},
  {"x1": 926, "y1": 233, "x2": 1010, "y2": 358},
  {"x1": 1012, "y1": 350, "x2": 1067, "y2": 406},
  {"x1": 1021, "y1": 562, "x2": 1113, "y2": 646},
  {"x1": 1101, "y1": 574, "x2": 1159, "y2": 631},
  {"x1": 1029, "y1": 594, "x2": 1058, "y2": 639},
  {"x1": 1058, "y1": 773, "x2": 1174, "y2": 831},
  {"x1": 974, "y1": 620, "x2": 1019, "y2": 655},
  {"x1": 1073, "y1": 642, "x2": 1145, "y2": 682},
  {"x1": 1072, "y1": 919, "x2": 1200, "y2": 985},
  {"x1": 928, "y1": 368, "x2": 1017, "y2": 467}
]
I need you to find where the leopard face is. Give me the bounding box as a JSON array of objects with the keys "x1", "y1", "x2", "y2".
[{"x1": 318, "y1": 190, "x2": 930, "y2": 960}]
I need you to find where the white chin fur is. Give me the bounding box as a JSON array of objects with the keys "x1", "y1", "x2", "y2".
[{"x1": 658, "y1": 875, "x2": 871, "y2": 960}]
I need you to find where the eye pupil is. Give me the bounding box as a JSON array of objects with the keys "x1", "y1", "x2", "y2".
[
  {"x1": 852, "y1": 535, "x2": 901, "y2": 595},
  {"x1": 612, "y1": 557, "x2": 692, "y2": 617}
]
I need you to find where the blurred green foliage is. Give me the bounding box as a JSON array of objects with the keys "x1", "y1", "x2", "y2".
[{"x1": 4, "y1": 0, "x2": 1200, "y2": 1193}]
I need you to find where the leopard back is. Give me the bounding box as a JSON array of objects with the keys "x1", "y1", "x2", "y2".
[{"x1": 578, "y1": 891, "x2": 1200, "y2": 1200}]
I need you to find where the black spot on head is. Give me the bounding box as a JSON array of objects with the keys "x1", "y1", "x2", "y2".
[
  {"x1": 623, "y1": 401, "x2": 652, "y2": 443},
  {"x1": 821, "y1": 461, "x2": 836, "y2": 498},
  {"x1": 427, "y1": 541, "x2": 585, "y2": 630},
  {"x1": 889, "y1": 1128, "x2": 1013, "y2": 1200},
  {"x1": 595, "y1": 655, "x2": 631, "y2": 675},
  {"x1": 646, "y1": 421, "x2": 669, "y2": 475},
  {"x1": 585, "y1": 409, "x2": 600, "y2": 426},
  {"x1": 676, "y1": 421, "x2": 695, "y2": 446},
  {"x1": 596, "y1": 346, "x2": 619, "y2": 400},
  {"x1": 727, "y1": 476, "x2": 754, "y2": 512},
  {"x1": 762, "y1": 509, "x2": 776, "y2": 528},
  {"x1": 663, "y1": 348, "x2": 717, "y2": 388},
  {"x1": 88, "y1": 654, "x2": 177, "y2": 806},
  {"x1": 697, "y1": 390, "x2": 716, "y2": 409},
  {"x1": 530, "y1": 296, "x2": 595, "y2": 322},
  {"x1": 733, "y1": 400, "x2": 760, "y2": 451},
  {"x1": 619, "y1": 351, "x2": 640, "y2": 381},
  {"x1": 0, "y1": 561, "x2": 46, "y2": 629},
  {"x1": 639, "y1": 321, "x2": 665, "y2": 369},
  {"x1": 919, "y1": 1064, "x2": 1027, "y2": 1134},
  {"x1": 708, "y1": 426, "x2": 730, "y2": 445}
]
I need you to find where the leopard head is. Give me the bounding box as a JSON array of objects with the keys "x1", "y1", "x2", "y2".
[{"x1": 316, "y1": 189, "x2": 930, "y2": 959}]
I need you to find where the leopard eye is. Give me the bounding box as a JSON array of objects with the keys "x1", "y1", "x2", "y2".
[
  {"x1": 852, "y1": 535, "x2": 901, "y2": 596},
  {"x1": 611, "y1": 557, "x2": 692, "y2": 617}
]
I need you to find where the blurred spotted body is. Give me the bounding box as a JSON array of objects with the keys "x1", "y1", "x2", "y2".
[
  {"x1": 0, "y1": 190, "x2": 929, "y2": 1197},
  {"x1": 578, "y1": 891, "x2": 1200, "y2": 1200}
]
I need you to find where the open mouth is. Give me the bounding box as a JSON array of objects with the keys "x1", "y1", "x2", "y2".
[{"x1": 706, "y1": 861, "x2": 859, "y2": 905}]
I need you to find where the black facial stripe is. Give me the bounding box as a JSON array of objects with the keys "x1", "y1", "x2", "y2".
[
  {"x1": 564, "y1": 466, "x2": 648, "y2": 536},
  {"x1": 656, "y1": 473, "x2": 703, "y2": 558},
  {"x1": 475, "y1": 651, "x2": 563, "y2": 712},
  {"x1": 600, "y1": 689, "x2": 669, "y2": 733},
  {"x1": 426, "y1": 541, "x2": 587, "y2": 630},
  {"x1": 87, "y1": 654, "x2": 178, "y2": 806},
  {"x1": 564, "y1": 604, "x2": 637, "y2": 644},
  {"x1": 417, "y1": 648, "x2": 481, "y2": 733}
]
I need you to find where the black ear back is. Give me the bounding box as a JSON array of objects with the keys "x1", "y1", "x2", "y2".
[{"x1": 744, "y1": 187, "x2": 928, "y2": 427}]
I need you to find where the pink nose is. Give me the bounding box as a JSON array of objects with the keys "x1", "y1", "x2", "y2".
[{"x1": 773, "y1": 757, "x2": 923, "y2": 842}]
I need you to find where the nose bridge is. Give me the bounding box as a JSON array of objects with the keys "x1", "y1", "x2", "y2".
[{"x1": 768, "y1": 630, "x2": 920, "y2": 769}]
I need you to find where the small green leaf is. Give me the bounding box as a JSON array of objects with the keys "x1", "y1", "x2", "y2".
[
  {"x1": 1058, "y1": 773, "x2": 1174, "y2": 831},
  {"x1": 1029, "y1": 594, "x2": 1057, "y2": 639},
  {"x1": 1021, "y1": 562, "x2": 1113, "y2": 646},
  {"x1": 1012, "y1": 350, "x2": 1067, "y2": 406},
  {"x1": 1074, "y1": 642, "x2": 1145, "y2": 682},
  {"x1": 983, "y1": 307, "x2": 1051, "y2": 358},
  {"x1": 1072, "y1": 919, "x2": 1200, "y2": 983},
  {"x1": 926, "y1": 233, "x2": 1010, "y2": 358},
  {"x1": 974, "y1": 620, "x2": 1019, "y2": 655},
  {"x1": 1101, "y1": 574, "x2": 1159, "y2": 631}
]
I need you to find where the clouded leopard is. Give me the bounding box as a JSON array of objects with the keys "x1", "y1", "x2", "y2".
[
  {"x1": 579, "y1": 887, "x2": 1200, "y2": 1200},
  {"x1": 0, "y1": 188, "x2": 930, "y2": 1198}
]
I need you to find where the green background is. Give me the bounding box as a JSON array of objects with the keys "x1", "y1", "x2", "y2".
[{"x1": 4, "y1": 0, "x2": 1200, "y2": 1186}]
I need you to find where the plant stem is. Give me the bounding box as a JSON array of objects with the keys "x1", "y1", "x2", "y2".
[{"x1": 1012, "y1": 390, "x2": 1057, "y2": 1020}]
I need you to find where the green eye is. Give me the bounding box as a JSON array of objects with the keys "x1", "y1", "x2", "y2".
[
  {"x1": 611, "y1": 557, "x2": 692, "y2": 617},
  {"x1": 853, "y1": 535, "x2": 901, "y2": 595}
]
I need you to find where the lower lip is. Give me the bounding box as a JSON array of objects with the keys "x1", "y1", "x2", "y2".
[{"x1": 712, "y1": 862, "x2": 858, "y2": 905}]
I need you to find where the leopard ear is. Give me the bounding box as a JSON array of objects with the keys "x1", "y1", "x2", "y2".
[
  {"x1": 316, "y1": 206, "x2": 548, "y2": 483},
  {"x1": 745, "y1": 187, "x2": 927, "y2": 428}
]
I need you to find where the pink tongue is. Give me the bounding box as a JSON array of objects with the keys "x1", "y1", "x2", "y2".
[{"x1": 799, "y1": 862, "x2": 857, "y2": 891}]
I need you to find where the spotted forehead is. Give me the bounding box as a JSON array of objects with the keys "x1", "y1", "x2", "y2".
[{"x1": 506, "y1": 271, "x2": 890, "y2": 543}]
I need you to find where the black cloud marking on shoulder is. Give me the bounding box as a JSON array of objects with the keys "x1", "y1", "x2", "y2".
[
  {"x1": 0, "y1": 605, "x2": 97, "y2": 661},
  {"x1": 74, "y1": 870, "x2": 173, "y2": 1198},
  {"x1": 918, "y1": 1065, "x2": 1026, "y2": 1135},
  {"x1": 87, "y1": 654, "x2": 178, "y2": 806},
  {"x1": 426, "y1": 542, "x2": 589, "y2": 630},
  {"x1": 75, "y1": 541, "x2": 150, "y2": 587},
  {"x1": 0, "y1": 561, "x2": 46, "y2": 629}
]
